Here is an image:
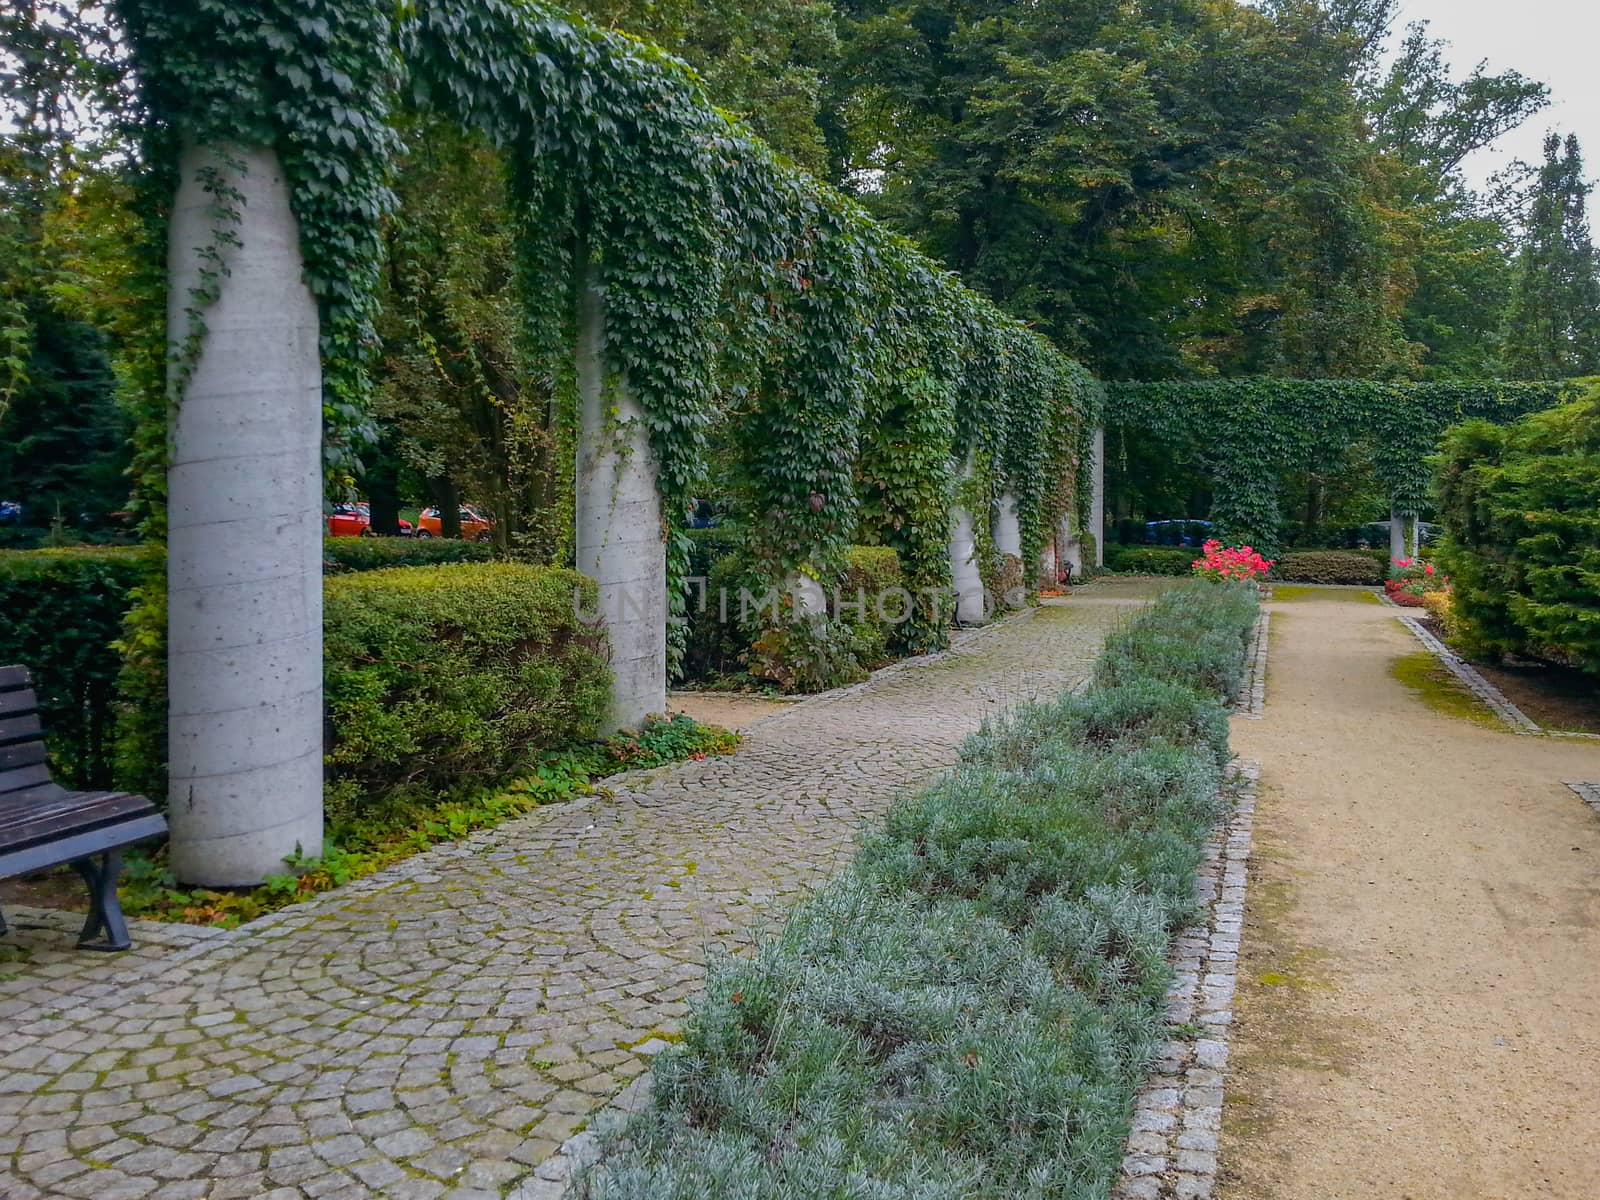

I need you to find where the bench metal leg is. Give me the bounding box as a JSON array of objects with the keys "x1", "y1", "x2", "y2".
[{"x1": 71, "y1": 852, "x2": 131, "y2": 952}]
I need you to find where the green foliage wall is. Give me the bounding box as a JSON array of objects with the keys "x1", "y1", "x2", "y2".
[
  {"x1": 0, "y1": 546, "x2": 151, "y2": 788},
  {"x1": 107, "y1": 0, "x2": 1092, "y2": 676},
  {"x1": 1434, "y1": 384, "x2": 1600, "y2": 674},
  {"x1": 1108, "y1": 379, "x2": 1575, "y2": 553}
]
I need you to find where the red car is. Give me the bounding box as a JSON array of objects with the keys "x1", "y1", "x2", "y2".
[{"x1": 326, "y1": 503, "x2": 413, "y2": 538}]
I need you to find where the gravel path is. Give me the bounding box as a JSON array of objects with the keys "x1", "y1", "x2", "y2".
[
  {"x1": 1221, "y1": 596, "x2": 1600, "y2": 1199},
  {"x1": 0, "y1": 594, "x2": 1134, "y2": 1200}
]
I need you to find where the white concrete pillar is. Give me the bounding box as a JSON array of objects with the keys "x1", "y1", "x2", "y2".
[
  {"x1": 1389, "y1": 507, "x2": 1406, "y2": 563},
  {"x1": 576, "y1": 280, "x2": 667, "y2": 733},
  {"x1": 992, "y1": 492, "x2": 1024, "y2": 608},
  {"x1": 949, "y1": 457, "x2": 987, "y2": 624},
  {"x1": 994, "y1": 493, "x2": 1021, "y2": 558},
  {"x1": 1409, "y1": 514, "x2": 1422, "y2": 560},
  {"x1": 166, "y1": 143, "x2": 323, "y2": 887},
  {"x1": 1059, "y1": 513, "x2": 1083, "y2": 582},
  {"x1": 789, "y1": 570, "x2": 827, "y2": 617},
  {"x1": 1090, "y1": 428, "x2": 1106, "y2": 568}
]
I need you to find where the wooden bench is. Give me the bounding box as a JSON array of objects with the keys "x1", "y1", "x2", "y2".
[{"x1": 0, "y1": 665, "x2": 167, "y2": 951}]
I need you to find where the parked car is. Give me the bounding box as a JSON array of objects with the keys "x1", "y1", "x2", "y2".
[
  {"x1": 0, "y1": 501, "x2": 22, "y2": 526},
  {"x1": 1140, "y1": 519, "x2": 1212, "y2": 547},
  {"x1": 415, "y1": 505, "x2": 495, "y2": 542},
  {"x1": 327, "y1": 503, "x2": 413, "y2": 538}
]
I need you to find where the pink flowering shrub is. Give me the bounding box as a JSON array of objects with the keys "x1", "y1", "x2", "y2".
[
  {"x1": 1191, "y1": 540, "x2": 1274, "y2": 583},
  {"x1": 1385, "y1": 558, "x2": 1450, "y2": 607}
]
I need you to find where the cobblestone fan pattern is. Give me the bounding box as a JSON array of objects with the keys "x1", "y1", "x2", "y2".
[
  {"x1": 0, "y1": 601, "x2": 1128, "y2": 1200},
  {"x1": 1115, "y1": 762, "x2": 1259, "y2": 1200}
]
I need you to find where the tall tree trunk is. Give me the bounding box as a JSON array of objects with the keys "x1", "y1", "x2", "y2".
[
  {"x1": 429, "y1": 476, "x2": 461, "y2": 538},
  {"x1": 166, "y1": 143, "x2": 323, "y2": 887}
]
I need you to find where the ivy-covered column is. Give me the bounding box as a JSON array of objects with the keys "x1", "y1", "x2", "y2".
[
  {"x1": 1090, "y1": 428, "x2": 1106, "y2": 567},
  {"x1": 948, "y1": 456, "x2": 986, "y2": 623},
  {"x1": 166, "y1": 144, "x2": 324, "y2": 887},
  {"x1": 1389, "y1": 507, "x2": 1406, "y2": 562},
  {"x1": 1059, "y1": 513, "x2": 1083, "y2": 581},
  {"x1": 576, "y1": 280, "x2": 667, "y2": 733},
  {"x1": 993, "y1": 492, "x2": 1023, "y2": 607}
]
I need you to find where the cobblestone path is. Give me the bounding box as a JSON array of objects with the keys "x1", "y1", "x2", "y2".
[{"x1": 0, "y1": 596, "x2": 1132, "y2": 1200}]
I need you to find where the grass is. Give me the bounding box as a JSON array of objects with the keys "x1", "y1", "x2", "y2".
[
  {"x1": 118, "y1": 716, "x2": 740, "y2": 928},
  {"x1": 575, "y1": 582, "x2": 1258, "y2": 1200},
  {"x1": 1388, "y1": 651, "x2": 1500, "y2": 728},
  {"x1": 1269, "y1": 586, "x2": 1380, "y2": 604}
]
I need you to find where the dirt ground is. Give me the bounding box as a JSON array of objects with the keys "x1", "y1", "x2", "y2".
[
  {"x1": 668, "y1": 690, "x2": 794, "y2": 731},
  {"x1": 1222, "y1": 594, "x2": 1600, "y2": 1200}
]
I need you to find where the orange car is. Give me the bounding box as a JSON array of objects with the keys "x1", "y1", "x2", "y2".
[{"x1": 415, "y1": 505, "x2": 495, "y2": 542}]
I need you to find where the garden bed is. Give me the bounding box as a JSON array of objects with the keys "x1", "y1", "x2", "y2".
[{"x1": 558, "y1": 581, "x2": 1259, "y2": 1200}]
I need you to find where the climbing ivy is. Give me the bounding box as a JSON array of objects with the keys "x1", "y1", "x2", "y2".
[
  {"x1": 1107, "y1": 380, "x2": 1575, "y2": 553},
  {"x1": 104, "y1": 0, "x2": 1090, "y2": 683}
]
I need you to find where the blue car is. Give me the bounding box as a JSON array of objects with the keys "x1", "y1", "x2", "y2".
[
  {"x1": 1142, "y1": 519, "x2": 1211, "y2": 547},
  {"x1": 0, "y1": 501, "x2": 21, "y2": 526}
]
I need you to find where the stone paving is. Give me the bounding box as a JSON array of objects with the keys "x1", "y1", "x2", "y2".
[{"x1": 0, "y1": 597, "x2": 1132, "y2": 1200}]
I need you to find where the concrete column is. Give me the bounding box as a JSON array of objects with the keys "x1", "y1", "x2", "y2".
[
  {"x1": 1059, "y1": 513, "x2": 1083, "y2": 582},
  {"x1": 993, "y1": 491, "x2": 1025, "y2": 607},
  {"x1": 1389, "y1": 507, "x2": 1407, "y2": 562},
  {"x1": 1410, "y1": 514, "x2": 1422, "y2": 560},
  {"x1": 1090, "y1": 428, "x2": 1106, "y2": 568},
  {"x1": 949, "y1": 506, "x2": 986, "y2": 623},
  {"x1": 789, "y1": 570, "x2": 827, "y2": 617},
  {"x1": 1040, "y1": 537, "x2": 1058, "y2": 587},
  {"x1": 166, "y1": 143, "x2": 323, "y2": 887},
  {"x1": 994, "y1": 493, "x2": 1021, "y2": 558},
  {"x1": 576, "y1": 280, "x2": 667, "y2": 733}
]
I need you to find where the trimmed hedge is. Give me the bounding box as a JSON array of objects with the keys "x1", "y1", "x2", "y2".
[
  {"x1": 1103, "y1": 545, "x2": 1195, "y2": 576},
  {"x1": 1435, "y1": 386, "x2": 1600, "y2": 673},
  {"x1": 323, "y1": 564, "x2": 610, "y2": 825},
  {"x1": 581, "y1": 581, "x2": 1257, "y2": 1198},
  {"x1": 322, "y1": 536, "x2": 495, "y2": 573},
  {"x1": 0, "y1": 546, "x2": 150, "y2": 788},
  {"x1": 0, "y1": 547, "x2": 612, "y2": 816},
  {"x1": 1272, "y1": 550, "x2": 1385, "y2": 585}
]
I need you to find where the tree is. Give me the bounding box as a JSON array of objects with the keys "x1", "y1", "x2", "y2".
[
  {"x1": 823, "y1": 0, "x2": 1416, "y2": 379},
  {"x1": 1503, "y1": 133, "x2": 1600, "y2": 378},
  {"x1": 372, "y1": 117, "x2": 564, "y2": 554}
]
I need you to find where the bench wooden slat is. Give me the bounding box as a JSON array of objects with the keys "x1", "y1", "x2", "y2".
[
  {"x1": 0, "y1": 761, "x2": 54, "y2": 796},
  {"x1": 0, "y1": 713, "x2": 42, "y2": 746},
  {"x1": 0, "y1": 665, "x2": 31, "y2": 691},
  {"x1": 0, "y1": 687, "x2": 39, "y2": 718},
  {"x1": 0, "y1": 812, "x2": 168, "y2": 881},
  {"x1": 0, "y1": 791, "x2": 156, "y2": 848},
  {"x1": 0, "y1": 740, "x2": 47, "y2": 773}
]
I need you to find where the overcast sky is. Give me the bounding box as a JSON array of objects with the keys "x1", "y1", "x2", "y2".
[{"x1": 1388, "y1": 0, "x2": 1599, "y2": 189}]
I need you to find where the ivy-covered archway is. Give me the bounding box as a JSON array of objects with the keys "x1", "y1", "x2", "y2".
[{"x1": 108, "y1": 0, "x2": 1097, "y2": 882}]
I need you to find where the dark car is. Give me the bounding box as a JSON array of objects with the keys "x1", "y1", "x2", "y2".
[{"x1": 1142, "y1": 519, "x2": 1212, "y2": 547}]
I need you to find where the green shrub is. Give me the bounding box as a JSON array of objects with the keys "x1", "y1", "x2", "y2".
[
  {"x1": 1104, "y1": 545, "x2": 1194, "y2": 575},
  {"x1": 683, "y1": 545, "x2": 906, "y2": 692},
  {"x1": 1435, "y1": 386, "x2": 1600, "y2": 673},
  {"x1": 580, "y1": 580, "x2": 1257, "y2": 1198},
  {"x1": 1272, "y1": 550, "x2": 1384, "y2": 585},
  {"x1": 0, "y1": 545, "x2": 147, "y2": 787},
  {"x1": 321, "y1": 536, "x2": 495, "y2": 572},
  {"x1": 322, "y1": 564, "x2": 611, "y2": 825}
]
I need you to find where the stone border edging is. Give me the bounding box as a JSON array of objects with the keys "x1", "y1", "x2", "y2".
[
  {"x1": 1395, "y1": 615, "x2": 1540, "y2": 734},
  {"x1": 1115, "y1": 760, "x2": 1259, "y2": 1200},
  {"x1": 1566, "y1": 781, "x2": 1600, "y2": 818},
  {"x1": 1235, "y1": 612, "x2": 1269, "y2": 719}
]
